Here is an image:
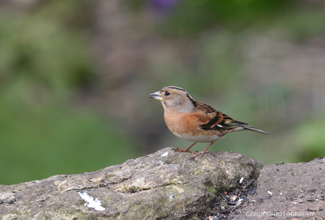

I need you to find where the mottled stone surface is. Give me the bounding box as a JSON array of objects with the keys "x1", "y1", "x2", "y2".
[
  {"x1": 229, "y1": 158, "x2": 325, "y2": 220},
  {"x1": 0, "y1": 147, "x2": 262, "y2": 219}
]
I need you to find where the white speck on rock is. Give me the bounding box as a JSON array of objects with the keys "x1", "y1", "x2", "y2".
[
  {"x1": 0, "y1": 192, "x2": 15, "y2": 201},
  {"x1": 239, "y1": 177, "x2": 244, "y2": 184},
  {"x1": 160, "y1": 152, "x2": 169, "y2": 157},
  {"x1": 167, "y1": 193, "x2": 174, "y2": 200},
  {"x1": 235, "y1": 198, "x2": 243, "y2": 207},
  {"x1": 267, "y1": 191, "x2": 273, "y2": 195},
  {"x1": 78, "y1": 190, "x2": 105, "y2": 211}
]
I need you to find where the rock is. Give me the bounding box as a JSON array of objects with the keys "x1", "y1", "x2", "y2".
[
  {"x1": 0, "y1": 147, "x2": 262, "y2": 219},
  {"x1": 223, "y1": 158, "x2": 325, "y2": 220}
]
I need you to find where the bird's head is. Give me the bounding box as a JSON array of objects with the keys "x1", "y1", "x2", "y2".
[{"x1": 149, "y1": 86, "x2": 196, "y2": 112}]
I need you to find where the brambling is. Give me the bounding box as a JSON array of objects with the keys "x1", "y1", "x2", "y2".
[{"x1": 149, "y1": 86, "x2": 268, "y2": 158}]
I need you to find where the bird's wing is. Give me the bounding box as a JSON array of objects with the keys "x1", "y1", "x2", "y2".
[
  {"x1": 192, "y1": 100, "x2": 268, "y2": 134},
  {"x1": 199, "y1": 111, "x2": 242, "y2": 131},
  {"x1": 191, "y1": 101, "x2": 238, "y2": 131}
]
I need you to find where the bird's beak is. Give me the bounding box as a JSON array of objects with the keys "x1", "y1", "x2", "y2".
[{"x1": 149, "y1": 91, "x2": 163, "y2": 101}]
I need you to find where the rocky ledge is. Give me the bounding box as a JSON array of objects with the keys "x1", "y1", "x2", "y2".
[{"x1": 0, "y1": 147, "x2": 324, "y2": 220}]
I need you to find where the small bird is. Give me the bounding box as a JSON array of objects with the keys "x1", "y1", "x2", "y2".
[{"x1": 149, "y1": 86, "x2": 268, "y2": 158}]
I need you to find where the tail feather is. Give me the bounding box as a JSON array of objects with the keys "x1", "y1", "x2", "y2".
[
  {"x1": 243, "y1": 125, "x2": 269, "y2": 135},
  {"x1": 223, "y1": 118, "x2": 269, "y2": 135}
]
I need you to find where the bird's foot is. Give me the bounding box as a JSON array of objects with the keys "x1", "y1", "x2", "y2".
[
  {"x1": 173, "y1": 147, "x2": 192, "y2": 153},
  {"x1": 190, "y1": 151, "x2": 207, "y2": 159}
]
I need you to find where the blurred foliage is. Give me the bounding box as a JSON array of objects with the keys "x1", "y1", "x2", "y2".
[
  {"x1": 0, "y1": 1, "x2": 94, "y2": 97},
  {"x1": 274, "y1": 6, "x2": 325, "y2": 40},
  {"x1": 128, "y1": 0, "x2": 290, "y2": 35},
  {"x1": 295, "y1": 121, "x2": 325, "y2": 162},
  {"x1": 159, "y1": 0, "x2": 290, "y2": 35},
  {"x1": 0, "y1": 91, "x2": 136, "y2": 185},
  {"x1": 147, "y1": 33, "x2": 242, "y2": 93},
  {"x1": 0, "y1": 0, "x2": 138, "y2": 185},
  {"x1": 0, "y1": 0, "x2": 325, "y2": 185}
]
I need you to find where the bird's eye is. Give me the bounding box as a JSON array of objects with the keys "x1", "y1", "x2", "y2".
[{"x1": 165, "y1": 91, "x2": 171, "y2": 96}]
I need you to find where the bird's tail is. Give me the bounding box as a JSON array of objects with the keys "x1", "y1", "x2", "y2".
[
  {"x1": 243, "y1": 125, "x2": 269, "y2": 135},
  {"x1": 224, "y1": 118, "x2": 269, "y2": 135}
]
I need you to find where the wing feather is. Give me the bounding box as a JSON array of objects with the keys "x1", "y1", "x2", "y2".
[{"x1": 192, "y1": 100, "x2": 268, "y2": 134}]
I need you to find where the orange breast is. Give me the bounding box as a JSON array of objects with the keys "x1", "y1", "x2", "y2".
[
  {"x1": 164, "y1": 111, "x2": 196, "y2": 135},
  {"x1": 163, "y1": 108, "x2": 224, "y2": 139}
]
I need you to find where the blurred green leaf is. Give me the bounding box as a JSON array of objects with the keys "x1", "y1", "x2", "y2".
[
  {"x1": 0, "y1": 92, "x2": 138, "y2": 185},
  {"x1": 295, "y1": 121, "x2": 325, "y2": 162},
  {"x1": 0, "y1": 1, "x2": 93, "y2": 99}
]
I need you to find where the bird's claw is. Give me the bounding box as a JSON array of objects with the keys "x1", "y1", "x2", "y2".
[
  {"x1": 173, "y1": 147, "x2": 192, "y2": 153},
  {"x1": 190, "y1": 151, "x2": 206, "y2": 159}
]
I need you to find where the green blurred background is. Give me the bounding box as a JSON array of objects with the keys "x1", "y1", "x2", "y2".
[{"x1": 0, "y1": 0, "x2": 324, "y2": 185}]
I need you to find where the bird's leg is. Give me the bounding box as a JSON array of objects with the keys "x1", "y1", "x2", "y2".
[
  {"x1": 173, "y1": 142, "x2": 197, "y2": 153},
  {"x1": 191, "y1": 141, "x2": 216, "y2": 159}
]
